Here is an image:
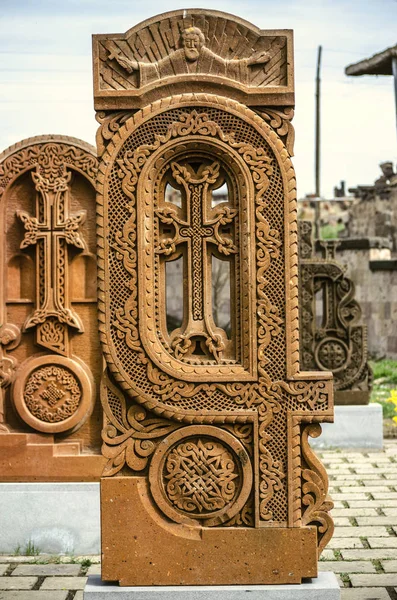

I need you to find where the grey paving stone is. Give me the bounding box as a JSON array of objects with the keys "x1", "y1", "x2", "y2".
[
  {"x1": 87, "y1": 564, "x2": 101, "y2": 575},
  {"x1": 368, "y1": 537, "x2": 397, "y2": 548},
  {"x1": 365, "y1": 454, "x2": 392, "y2": 461},
  {"x1": 0, "y1": 577, "x2": 38, "y2": 590},
  {"x1": 381, "y1": 560, "x2": 397, "y2": 572},
  {"x1": 319, "y1": 549, "x2": 336, "y2": 560},
  {"x1": 75, "y1": 592, "x2": 84, "y2": 600},
  {"x1": 333, "y1": 517, "x2": 351, "y2": 526},
  {"x1": 341, "y1": 548, "x2": 397, "y2": 560},
  {"x1": 40, "y1": 576, "x2": 87, "y2": 590},
  {"x1": 350, "y1": 573, "x2": 397, "y2": 586},
  {"x1": 371, "y1": 492, "x2": 397, "y2": 499},
  {"x1": 339, "y1": 487, "x2": 391, "y2": 493},
  {"x1": 332, "y1": 493, "x2": 371, "y2": 501},
  {"x1": 356, "y1": 468, "x2": 396, "y2": 473},
  {"x1": 0, "y1": 565, "x2": 9, "y2": 576},
  {"x1": 383, "y1": 507, "x2": 397, "y2": 516},
  {"x1": 355, "y1": 516, "x2": 397, "y2": 526},
  {"x1": 326, "y1": 538, "x2": 364, "y2": 549},
  {"x1": 331, "y1": 474, "x2": 373, "y2": 480},
  {"x1": 0, "y1": 593, "x2": 68, "y2": 600},
  {"x1": 13, "y1": 564, "x2": 81, "y2": 577},
  {"x1": 332, "y1": 509, "x2": 378, "y2": 517},
  {"x1": 341, "y1": 587, "x2": 391, "y2": 599},
  {"x1": 346, "y1": 500, "x2": 397, "y2": 508},
  {"x1": 318, "y1": 561, "x2": 376, "y2": 573},
  {"x1": 333, "y1": 526, "x2": 390, "y2": 537}
]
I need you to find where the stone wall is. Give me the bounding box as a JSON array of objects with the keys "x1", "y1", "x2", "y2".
[
  {"x1": 348, "y1": 174, "x2": 397, "y2": 251},
  {"x1": 324, "y1": 239, "x2": 397, "y2": 359}
]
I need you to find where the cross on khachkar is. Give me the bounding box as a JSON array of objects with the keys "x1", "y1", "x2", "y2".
[
  {"x1": 156, "y1": 160, "x2": 237, "y2": 362},
  {"x1": 17, "y1": 145, "x2": 86, "y2": 356}
]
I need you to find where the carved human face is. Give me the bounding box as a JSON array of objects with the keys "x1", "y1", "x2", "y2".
[
  {"x1": 381, "y1": 163, "x2": 394, "y2": 178},
  {"x1": 183, "y1": 33, "x2": 202, "y2": 62}
]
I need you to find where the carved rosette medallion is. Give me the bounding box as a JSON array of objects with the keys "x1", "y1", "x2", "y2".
[
  {"x1": 149, "y1": 426, "x2": 252, "y2": 526},
  {"x1": 12, "y1": 355, "x2": 94, "y2": 433},
  {"x1": 316, "y1": 338, "x2": 349, "y2": 373}
]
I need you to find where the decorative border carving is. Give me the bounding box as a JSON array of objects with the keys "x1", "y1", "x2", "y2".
[{"x1": 96, "y1": 94, "x2": 301, "y2": 420}]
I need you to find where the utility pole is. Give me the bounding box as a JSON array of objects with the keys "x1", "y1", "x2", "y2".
[
  {"x1": 392, "y1": 56, "x2": 397, "y2": 137},
  {"x1": 314, "y1": 45, "x2": 322, "y2": 238}
]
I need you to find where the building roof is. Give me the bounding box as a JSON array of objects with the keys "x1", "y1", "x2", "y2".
[{"x1": 345, "y1": 44, "x2": 397, "y2": 76}]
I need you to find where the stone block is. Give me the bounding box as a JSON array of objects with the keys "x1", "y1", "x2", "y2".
[
  {"x1": 83, "y1": 573, "x2": 341, "y2": 599},
  {"x1": 310, "y1": 405, "x2": 383, "y2": 450}
]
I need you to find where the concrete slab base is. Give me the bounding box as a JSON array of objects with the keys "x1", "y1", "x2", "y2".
[
  {"x1": 0, "y1": 482, "x2": 100, "y2": 554},
  {"x1": 84, "y1": 573, "x2": 341, "y2": 600},
  {"x1": 310, "y1": 403, "x2": 383, "y2": 450}
]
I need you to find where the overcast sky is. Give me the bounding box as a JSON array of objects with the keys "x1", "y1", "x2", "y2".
[{"x1": 0, "y1": 0, "x2": 396, "y2": 198}]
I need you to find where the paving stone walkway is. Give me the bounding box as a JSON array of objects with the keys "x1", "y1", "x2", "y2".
[{"x1": 0, "y1": 439, "x2": 396, "y2": 599}]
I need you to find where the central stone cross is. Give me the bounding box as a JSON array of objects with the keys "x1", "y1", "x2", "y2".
[{"x1": 155, "y1": 160, "x2": 237, "y2": 362}]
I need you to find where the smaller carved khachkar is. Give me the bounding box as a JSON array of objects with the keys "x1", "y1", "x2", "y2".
[
  {"x1": 0, "y1": 136, "x2": 105, "y2": 479},
  {"x1": 299, "y1": 220, "x2": 372, "y2": 404}
]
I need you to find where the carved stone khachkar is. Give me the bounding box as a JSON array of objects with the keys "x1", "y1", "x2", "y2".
[
  {"x1": 0, "y1": 136, "x2": 106, "y2": 480},
  {"x1": 94, "y1": 10, "x2": 334, "y2": 586},
  {"x1": 299, "y1": 221, "x2": 372, "y2": 405}
]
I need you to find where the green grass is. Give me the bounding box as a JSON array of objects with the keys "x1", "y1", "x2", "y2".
[
  {"x1": 369, "y1": 359, "x2": 397, "y2": 406},
  {"x1": 370, "y1": 359, "x2": 397, "y2": 383},
  {"x1": 24, "y1": 540, "x2": 41, "y2": 556}
]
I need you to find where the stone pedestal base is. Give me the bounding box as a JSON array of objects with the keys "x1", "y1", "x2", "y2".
[
  {"x1": 0, "y1": 483, "x2": 100, "y2": 554},
  {"x1": 310, "y1": 404, "x2": 383, "y2": 449},
  {"x1": 101, "y1": 477, "x2": 318, "y2": 586},
  {"x1": 84, "y1": 573, "x2": 340, "y2": 599}
]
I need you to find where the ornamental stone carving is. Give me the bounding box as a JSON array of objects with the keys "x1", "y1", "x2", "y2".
[
  {"x1": 298, "y1": 220, "x2": 372, "y2": 405},
  {"x1": 95, "y1": 10, "x2": 334, "y2": 587},
  {"x1": 0, "y1": 136, "x2": 106, "y2": 480}
]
